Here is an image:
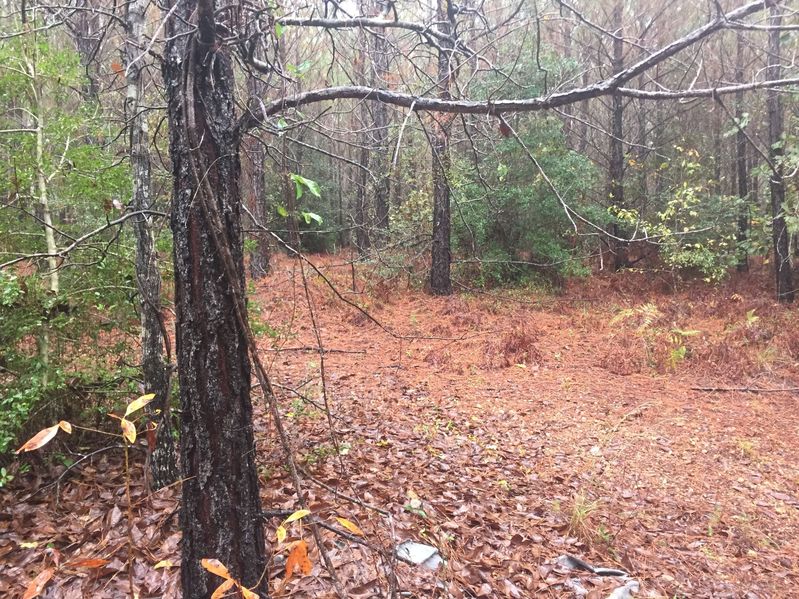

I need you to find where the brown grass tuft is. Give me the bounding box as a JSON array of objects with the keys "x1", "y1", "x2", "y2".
[{"x1": 483, "y1": 327, "x2": 543, "y2": 369}]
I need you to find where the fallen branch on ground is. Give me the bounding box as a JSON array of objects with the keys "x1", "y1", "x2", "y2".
[{"x1": 691, "y1": 386, "x2": 799, "y2": 393}]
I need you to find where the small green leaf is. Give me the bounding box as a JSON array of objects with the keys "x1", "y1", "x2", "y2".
[
  {"x1": 290, "y1": 174, "x2": 321, "y2": 200},
  {"x1": 276, "y1": 204, "x2": 288, "y2": 218},
  {"x1": 301, "y1": 211, "x2": 323, "y2": 225}
]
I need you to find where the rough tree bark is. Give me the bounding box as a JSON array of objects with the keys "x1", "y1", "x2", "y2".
[
  {"x1": 124, "y1": 0, "x2": 178, "y2": 489},
  {"x1": 370, "y1": 1, "x2": 392, "y2": 239},
  {"x1": 355, "y1": 134, "x2": 372, "y2": 254},
  {"x1": 429, "y1": 0, "x2": 455, "y2": 295},
  {"x1": 561, "y1": 19, "x2": 575, "y2": 148},
  {"x1": 163, "y1": 0, "x2": 268, "y2": 595},
  {"x1": 766, "y1": 5, "x2": 793, "y2": 302},
  {"x1": 635, "y1": 72, "x2": 648, "y2": 216},
  {"x1": 30, "y1": 49, "x2": 58, "y2": 387},
  {"x1": 354, "y1": 44, "x2": 372, "y2": 255},
  {"x1": 734, "y1": 34, "x2": 749, "y2": 272},
  {"x1": 608, "y1": 2, "x2": 627, "y2": 271},
  {"x1": 578, "y1": 69, "x2": 589, "y2": 155},
  {"x1": 245, "y1": 74, "x2": 271, "y2": 279},
  {"x1": 66, "y1": 0, "x2": 102, "y2": 102}
]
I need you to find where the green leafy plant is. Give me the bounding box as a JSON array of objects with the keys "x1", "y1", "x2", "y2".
[{"x1": 0, "y1": 467, "x2": 14, "y2": 487}]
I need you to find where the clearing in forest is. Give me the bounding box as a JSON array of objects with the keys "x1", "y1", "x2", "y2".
[{"x1": 2, "y1": 254, "x2": 798, "y2": 598}]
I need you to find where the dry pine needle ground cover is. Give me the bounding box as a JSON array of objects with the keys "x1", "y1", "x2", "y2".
[{"x1": 1, "y1": 254, "x2": 798, "y2": 598}]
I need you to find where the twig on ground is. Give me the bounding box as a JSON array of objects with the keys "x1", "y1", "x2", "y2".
[
  {"x1": 691, "y1": 386, "x2": 799, "y2": 393},
  {"x1": 607, "y1": 403, "x2": 651, "y2": 435},
  {"x1": 297, "y1": 465, "x2": 390, "y2": 516},
  {"x1": 262, "y1": 510, "x2": 378, "y2": 551},
  {"x1": 264, "y1": 346, "x2": 366, "y2": 354}
]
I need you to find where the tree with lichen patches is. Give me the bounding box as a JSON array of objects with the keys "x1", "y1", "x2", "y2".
[{"x1": 162, "y1": 0, "x2": 268, "y2": 595}]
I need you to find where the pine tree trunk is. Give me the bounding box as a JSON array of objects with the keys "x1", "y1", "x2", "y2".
[
  {"x1": 124, "y1": 0, "x2": 178, "y2": 490},
  {"x1": 355, "y1": 141, "x2": 371, "y2": 254},
  {"x1": 430, "y1": 0, "x2": 455, "y2": 295},
  {"x1": 766, "y1": 6, "x2": 794, "y2": 302},
  {"x1": 245, "y1": 76, "x2": 270, "y2": 279},
  {"x1": 608, "y1": 3, "x2": 626, "y2": 271},
  {"x1": 735, "y1": 34, "x2": 749, "y2": 272},
  {"x1": 371, "y1": 5, "x2": 392, "y2": 239},
  {"x1": 163, "y1": 0, "x2": 268, "y2": 595}
]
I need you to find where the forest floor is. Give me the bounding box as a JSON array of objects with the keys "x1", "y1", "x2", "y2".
[{"x1": 2, "y1": 254, "x2": 799, "y2": 598}]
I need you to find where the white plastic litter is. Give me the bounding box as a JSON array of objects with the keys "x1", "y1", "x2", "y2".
[
  {"x1": 395, "y1": 540, "x2": 443, "y2": 570},
  {"x1": 606, "y1": 580, "x2": 640, "y2": 599}
]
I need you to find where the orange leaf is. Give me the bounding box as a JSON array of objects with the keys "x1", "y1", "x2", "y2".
[
  {"x1": 111, "y1": 60, "x2": 123, "y2": 74},
  {"x1": 22, "y1": 567, "x2": 54, "y2": 599},
  {"x1": 16, "y1": 423, "x2": 69, "y2": 454},
  {"x1": 210, "y1": 578, "x2": 235, "y2": 599},
  {"x1": 285, "y1": 540, "x2": 312, "y2": 581},
  {"x1": 67, "y1": 558, "x2": 109, "y2": 568},
  {"x1": 201, "y1": 558, "x2": 232, "y2": 580}
]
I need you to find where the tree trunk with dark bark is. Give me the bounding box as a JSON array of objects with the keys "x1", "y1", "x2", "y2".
[
  {"x1": 735, "y1": 34, "x2": 750, "y2": 272},
  {"x1": 766, "y1": 6, "x2": 794, "y2": 303},
  {"x1": 67, "y1": 0, "x2": 102, "y2": 102},
  {"x1": 430, "y1": 0, "x2": 455, "y2": 295},
  {"x1": 354, "y1": 45, "x2": 371, "y2": 255},
  {"x1": 608, "y1": 3, "x2": 627, "y2": 271},
  {"x1": 124, "y1": 0, "x2": 177, "y2": 490},
  {"x1": 245, "y1": 77, "x2": 270, "y2": 279},
  {"x1": 371, "y1": 5, "x2": 392, "y2": 239},
  {"x1": 578, "y1": 69, "x2": 589, "y2": 155},
  {"x1": 163, "y1": 0, "x2": 268, "y2": 595},
  {"x1": 355, "y1": 142, "x2": 371, "y2": 254},
  {"x1": 636, "y1": 73, "x2": 648, "y2": 216}
]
